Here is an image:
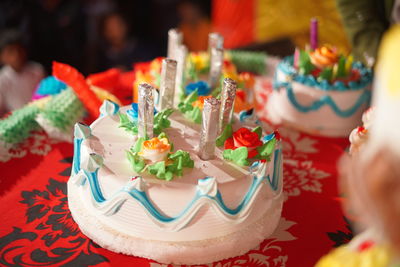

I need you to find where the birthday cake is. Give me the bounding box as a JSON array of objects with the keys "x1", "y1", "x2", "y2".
[
  {"x1": 67, "y1": 31, "x2": 283, "y2": 265},
  {"x1": 266, "y1": 45, "x2": 372, "y2": 137}
]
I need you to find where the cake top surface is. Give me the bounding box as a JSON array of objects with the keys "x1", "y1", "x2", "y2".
[{"x1": 276, "y1": 46, "x2": 372, "y2": 91}]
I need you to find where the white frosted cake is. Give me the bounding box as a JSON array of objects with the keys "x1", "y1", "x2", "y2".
[
  {"x1": 68, "y1": 98, "x2": 283, "y2": 264},
  {"x1": 266, "y1": 46, "x2": 372, "y2": 137}
]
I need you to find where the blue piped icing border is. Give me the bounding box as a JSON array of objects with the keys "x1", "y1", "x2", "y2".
[
  {"x1": 274, "y1": 78, "x2": 371, "y2": 117},
  {"x1": 72, "y1": 138, "x2": 83, "y2": 175},
  {"x1": 274, "y1": 56, "x2": 372, "y2": 91},
  {"x1": 79, "y1": 148, "x2": 282, "y2": 225}
]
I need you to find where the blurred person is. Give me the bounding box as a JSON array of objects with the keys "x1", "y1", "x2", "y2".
[
  {"x1": 28, "y1": 0, "x2": 87, "y2": 74},
  {"x1": 0, "y1": 30, "x2": 45, "y2": 116},
  {"x1": 178, "y1": 0, "x2": 211, "y2": 52},
  {"x1": 336, "y1": 0, "x2": 396, "y2": 67},
  {"x1": 97, "y1": 12, "x2": 155, "y2": 72}
]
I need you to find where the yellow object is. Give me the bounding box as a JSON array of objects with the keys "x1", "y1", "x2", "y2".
[
  {"x1": 376, "y1": 25, "x2": 400, "y2": 98},
  {"x1": 255, "y1": 0, "x2": 351, "y2": 53},
  {"x1": 315, "y1": 244, "x2": 393, "y2": 267},
  {"x1": 90, "y1": 85, "x2": 122, "y2": 106},
  {"x1": 188, "y1": 52, "x2": 209, "y2": 71}
]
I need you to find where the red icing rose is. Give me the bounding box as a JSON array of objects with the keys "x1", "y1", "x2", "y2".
[{"x1": 224, "y1": 127, "x2": 263, "y2": 158}]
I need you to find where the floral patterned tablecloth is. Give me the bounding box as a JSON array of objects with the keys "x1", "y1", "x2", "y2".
[{"x1": 0, "y1": 79, "x2": 352, "y2": 267}]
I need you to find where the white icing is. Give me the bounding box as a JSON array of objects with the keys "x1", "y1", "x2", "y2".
[
  {"x1": 266, "y1": 81, "x2": 370, "y2": 137},
  {"x1": 82, "y1": 153, "x2": 104, "y2": 172},
  {"x1": 74, "y1": 123, "x2": 91, "y2": 139},
  {"x1": 68, "y1": 106, "x2": 283, "y2": 253},
  {"x1": 197, "y1": 177, "x2": 218, "y2": 197}
]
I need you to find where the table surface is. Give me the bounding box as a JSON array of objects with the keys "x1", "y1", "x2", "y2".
[{"x1": 0, "y1": 77, "x2": 353, "y2": 267}]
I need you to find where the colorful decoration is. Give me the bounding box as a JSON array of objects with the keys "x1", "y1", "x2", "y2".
[
  {"x1": 52, "y1": 61, "x2": 102, "y2": 119},
  {"x1": 34, "y1": 76, "x2": 67, "y2": 98},
  {"x1": 126, "y1": 133, "x2": 194, "y2": 181},
  {"x1": 119, "y1": 107, "x2": 173, "y2": 136},
  {"x1": 310, "y1": 46, "x2": 339, "y2": 69},
  {"x1": 139, "y1": 137, "x2": 171, "y2": 163},
  {"x1": 295, "y1": 46, "x2": 362, "y2": 85},
  {"x1": 219, "y1": 126, "x2": 278, "y2": 166},
  {"x1": 178, "y1": 90, "x2": 203, "y2": 124},
  {"x1": 185, "y1": 81, "x2": 211, "y2": 96},
  {"x1": 224, "y1": 127, "x2": 263, "y2": 159},
  {"x1": 41, "y1": 88, "x2": 85, "y2": 131},
  {"x1": 0, "y1": 105, "x2": 40, "y2": 144}
]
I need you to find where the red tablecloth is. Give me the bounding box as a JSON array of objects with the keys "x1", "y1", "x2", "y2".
[{"x1": 0, "y1": 80, "x2": 353, "y2": 267}]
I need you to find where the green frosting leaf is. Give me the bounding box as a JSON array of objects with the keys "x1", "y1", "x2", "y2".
[
  {"x1": 126, "y1": 150, "x2": 145, "y2": 173},
  {"x1": 252, "y1": 126, "x2": 262, "y2": 139},
  {"x1": 132, "y1": 137, "x2": 145, "y2": 153},
  {"x1": 185, "y1": 106, "x2": 202, "y2": 124},
  {"x1": 153, "y1": 108, "x2": 174, "y2": 135},
  {"x1": 223, "y1": 147, "x2": 249, "y2": 166},
  {"x1": 319, "y1": 67, "x2": 333, "y2": 81},
  {"x1": 178, "y1": 90, "x2": 203, "y2": 124},
  {"x1": 299, "y1": 50, "x2": 315, "y2": 75},
  {"x1": 119, "y1": 113, "x2": 138, "y2": 135},
  {"x1": 336, "y1": 55, "x2": 347, "y2": 78},
  {"x1": 184, "y1": 89, "x2": 199, "y2": 104},
  {"x1": 146, "y1": 149, "x2": 194, "y2": 181},
  {"x1": 148, "y1": 161, "x2": 173, "y2": 181},
  {"x1": 256, "y1": 138, "x2": 277, "y2": 160},
  {"x1": 216, "y1": 123, "x2": 233, "y2": 147}
]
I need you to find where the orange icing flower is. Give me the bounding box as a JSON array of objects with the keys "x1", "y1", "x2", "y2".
[
  {"x1": 191, "y1": 95, "x2": 212, "y2": 109},
  {"x1": 140, "y1": 137, "x2": 171, "y2": 162},
  {"x1": 310, "y1": 46, "x2": 339, "y2": 68}
]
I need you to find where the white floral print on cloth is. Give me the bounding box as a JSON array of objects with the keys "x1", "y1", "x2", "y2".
[{"x1": 0, "y1": 130, "x2": 58, "y2": 162}]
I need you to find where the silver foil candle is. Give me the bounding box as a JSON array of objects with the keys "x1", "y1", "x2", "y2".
[
  {"x1": 138, "y1": 83, "x2": 154, "y2": 139},
  {"x1": 167, "y1": 28, "x2": 183, "y2": 60},
  {"x1": 199, "y1": 97, "x2": 221, "y2": 160},
  {"x1": 174, "y1": 44, "x2": 188, "y2": 107},
  {"x1": 208, "y1": 47, "x2": 224, "y2": 89},
  {"x1": 208, "y1": 32, "x2": 224, "y2": 51},
  {"x1": 219, "y1": 78, "x2": 237, "y2": 133},
  {"x1": 159, "y1": 58, "x2": 177, "y2": 110}
]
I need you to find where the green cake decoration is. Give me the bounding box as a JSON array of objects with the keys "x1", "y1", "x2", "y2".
[
  {"x1": 228, "y1": 50, "x2": 267, "y2": 75},
  {"x1": 0, "y1": 105, "x2": 40, "y2": 144},
  {"x1": 41, "y1": 88, "x2": 85, "y2": 131}
]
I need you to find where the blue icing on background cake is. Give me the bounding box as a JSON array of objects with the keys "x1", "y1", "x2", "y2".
[{"x1": 266, "y1": 46, "x2": 372, "y2": 137}]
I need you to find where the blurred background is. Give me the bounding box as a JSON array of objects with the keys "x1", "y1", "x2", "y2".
[{"x1": 0, "y1": 0, "x2": 350, "y2": 75}]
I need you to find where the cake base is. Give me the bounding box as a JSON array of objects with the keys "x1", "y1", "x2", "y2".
[
  {"x1": 266, "y1": 91, "x2": 365, "y2": 138},
  {"x1": 68, "y1": 180, "x2": 283, "y2": 265}
]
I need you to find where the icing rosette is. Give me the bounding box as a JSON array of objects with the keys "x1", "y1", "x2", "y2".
[
  {"x1": 139, "y1": 137, "x2": 171, "y2": 162},
  {"x1": 310, "y1": 46, "x2": 339, "y2": 68},
  {"x1": 224, "y1": 127, "x2": 263, "y2": 158}
]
